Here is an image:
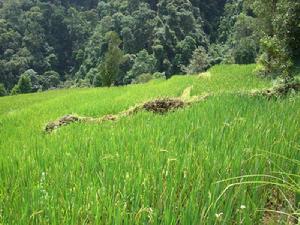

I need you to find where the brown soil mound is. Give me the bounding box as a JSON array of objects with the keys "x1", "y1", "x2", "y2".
[
  {"x1": 45, "y1": 115, "x2": 81, "y2": 132},
  {"x1": 143, "y1": 98, "x2": 185, "y2": 114}
]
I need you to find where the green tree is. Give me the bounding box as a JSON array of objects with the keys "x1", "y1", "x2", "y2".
[
  {"x1": 0, "y1": 0, "x2": 231, "y2": 90},
  {"x1": 127, "y1": 50, "x2": 157, "y2": 82},
  {"x1": 232, "y1": 13, "x2": 259, "y2": 64},
  {"x1": 0, "y1": 83, "x2": 7, "y2": 97},
  {"x1": 218, "y1": 0, "x2": 244, "y2": 43},
  {"x1": 99, "y1": 32, "x2": 124, "y2": 87},
  {"x1": 22, "y1": 69, "x2": 41, "y2": 92},
  {"x1": 0, "y1": 18, "x2": 25, "y2": 89},
  {"x1": 118, "y1": 54, "x2": 135, "y2": 85},
  {"x1": 217, "y1": 1, "x2": 259, "y2": 65},
  {"x1": 23, "y1": 6, "x2": 53, "y2": 72},
  {"x1": 174, "y1": 36, "x2": 197, "y2": 72},
  {"x1": 233, "y1": 39, "x2": 257, "y2": 64},
  {"x1": 12, "y1": 74, "x2": 32, "y2": 95},
  {"x1": 10, "y1": 85, "x2": 20, "y2": 95},
  {"x1": 18, "y1": 74, "x2": 32, "y2": 94},
  {"x1": 42, "y1": 71, "x2": 60, "y2": 90},
  {"x1": 245, "y1": 0, "x2": 300, "y2": 78},
  {"x1": 183, "y1": 46, "x2": 210, "y2": 74},
  {"x1": 93, "y1": 74, "x2": 102, "y2": 87}
]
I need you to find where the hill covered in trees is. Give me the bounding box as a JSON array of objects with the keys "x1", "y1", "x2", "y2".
[{"x1": 0, "y1": 0, "x2": 299, "y2": 95}]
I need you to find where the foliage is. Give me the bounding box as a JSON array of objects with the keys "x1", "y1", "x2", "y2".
[
  {"x1": 152, "y1": 72, "x2": 166, "y2": 79},
  {"x1": 244, "y1": 0, "x2": 300, "y2": 78},
  {"x1": 218, "y1": 1, "x2": 260, "y2": 65},
  {"x1": 183, "y1": 46, "x2": 210, "y2": 74},
  {"x1": 231, "y1": 14, "x2": 259, "y2": 64},
  {"x1": 85, "y1": 68, "x2": 100, "y2": 86},
  {"x1": 133, "y1": 72, "x2": 166, "y2": 84},
  {"x1": 18, "y1": 74, "x2": 32, "y2": 94},
  {"x1": 0, "y1": 0, "x2": 298, "y2": 92},
  {"x1": 10, "y1": 85, "x2": 20, "y2": 96},
  {"x1": 21, "y1": 69, "x2": 41, "y2": 92},
  {"x1": 255, "y1": 37, "x2": 290, "y2": 78},
  {"x1": 0, "y1": 0, "x2": 94, "y2": 91},
  {"x1": 127, "y1": 50, "x2": 157, "y2": 82},
  {"x1": 99, "y1": 32, "x2": 124, "y2": 87},
  {"x1": 133, "y1": 73, "x2": 153, "y2": 84},
  {"x1": 11, "y1": 74, "x2": 32, "y2": 95},
  {"x1": 76, "y1": 78, "x2": 91, "y2": 88},
  {"x1": 92, "y1": 75, "x2": 102, "y2": 87},
  {"x1": 42, "y1": 71, "x2": 60, "y2": 90},
  {"x1": 218, "y1": 0, "x2": 244, "y2": 44},
  {"x1": 0, "y1": 83, "x2": 6, "y2": 96},
  {"x1": 217, "y1": 0, "x2": 299, "y2": 79}
]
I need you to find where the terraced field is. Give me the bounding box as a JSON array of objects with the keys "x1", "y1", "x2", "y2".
[{"x1": 0, "y1": 65, "x2": 299, "y2": 224}]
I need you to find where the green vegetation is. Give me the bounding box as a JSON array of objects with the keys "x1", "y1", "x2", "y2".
[
  {"x1": 183, "y1": 46, "x2": 210, "y2": 74},
  {"x1": 1, "y1": 0, "x2": 298, "y2": 93},
  {"x1": 0, "y1": 83, "x2": 6, "y2": 96},
  {"x1": 11, "y1": 74, "x2": 32, "y2": 95},
  {"x1": 99, "y1": 32, "x2": 124, "y2": 87},
  {"x1": 0, "y1": 65, "x2": 299, "y2": 224},
  {"x1": 0, "y1": 0, "x2": 299, "y2": 223}
]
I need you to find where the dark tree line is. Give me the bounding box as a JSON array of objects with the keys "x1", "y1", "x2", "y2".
[{"x1": 0, "y1": 0, "x2": 299, "y2": 95}]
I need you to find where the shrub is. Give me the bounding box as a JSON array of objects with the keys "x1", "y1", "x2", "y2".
[
  {"x1": 86, "y1": 68, "x2": 100, "y2": 85},
  {"x1": 0, "y1": 83, "x2": 7, "y2": 97},
  {"x1": 133, "y1": 72, "x2": 166, "y2": 84},
  {"x1": 19, "y1": 75, "x2": 32, "y2": 93},
  {"x1": 233, "y1": 38, "x2": 257, "y2": 64},
  {"x1": 77, "y1": 79, "x2": 91, "y2": 88},
  {"x1": 152, "y1": 72, "x2": 166, "y2": 79},
  {"x1": 10, "y1": 85, "x2": 20, "y2": 95},
  {"x1": 42, "y1": 71, "x2": 60, "y2": 90},
  {"x1": 133, "y1": 73, "x2": 153, "y2": 84},
  {"x1": 183, "y1": 46, "x2": 210, "y2": 74},
  {"x1": 118, "y1": 54, "x2": 135, "y2": 85},
  {"x1": 127, "y1": 50, "x2": 157, "y2": 82},
  {"x1": 93, "y1": 75, "x2": 102, "y2": 87},
  {"x1": 256, "y1": 36, "x2": 293, "y2": 79},
  {"x1": 22, "y1": 69, "x2": 42, "y2": 92},
  {"x1": 99, "y1": 31, "x2": 124, "y2": 87},
  {"x1": 11, "y1": 74, "x2": 32, "y2": 95},
  {"x1": 59, "y1": 80, "x2": 76, "y2": 89}
]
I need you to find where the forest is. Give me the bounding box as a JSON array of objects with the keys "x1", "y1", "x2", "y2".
[{"x1": 0, "y1": 0, "x2": 299, "y2": 96}]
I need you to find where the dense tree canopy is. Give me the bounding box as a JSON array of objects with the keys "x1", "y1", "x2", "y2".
[
  {"x1": 0, "y1": 0, "x2": 298, "y2": 95},
  {"x1": 220, "y1": 0, "x2": 299, "y2": 78}
]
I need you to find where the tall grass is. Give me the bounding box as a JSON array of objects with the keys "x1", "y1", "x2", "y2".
[{"x1": 0, "y1": 65, "x2": 298, "y2": 224}]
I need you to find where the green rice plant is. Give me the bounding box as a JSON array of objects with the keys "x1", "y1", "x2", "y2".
[
  {"x1": 208, "y1": 151, "x2": 300, "y2": 224},
  {"x1": 0, "y1": 64, "x2": 299, "y2": 224}
]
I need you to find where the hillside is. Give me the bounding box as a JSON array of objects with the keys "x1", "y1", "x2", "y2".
[
  {"x1": 0, "y1": 65, "x2": 299, "y2": 224},
  {"x1": 0, "y1": 0, "x2": 299, "y2": 94}
]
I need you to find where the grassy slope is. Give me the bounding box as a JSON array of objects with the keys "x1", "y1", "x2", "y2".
[{"x1": 0, "y1": 65, "x2": 299, "y2": 224}]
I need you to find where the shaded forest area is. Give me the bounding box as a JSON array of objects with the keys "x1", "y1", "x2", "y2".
[{"x1": 0, "y1": 0, "x2": 299, "y2": 95}]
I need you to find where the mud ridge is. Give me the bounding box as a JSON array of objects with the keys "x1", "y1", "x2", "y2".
[{"x1": 44, "y1": 86, "x2": 210, "y2": 133}]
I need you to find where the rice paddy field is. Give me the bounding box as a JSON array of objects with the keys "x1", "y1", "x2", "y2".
[{"x1": 0, "y1": 64, "x2": 299, "y2": 224}]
